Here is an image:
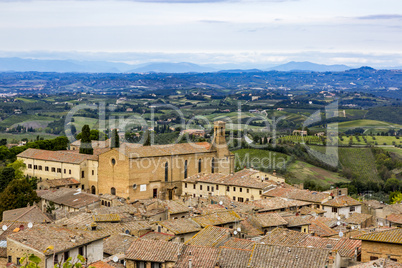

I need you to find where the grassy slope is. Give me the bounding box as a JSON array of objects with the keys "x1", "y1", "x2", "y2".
[{"x1": 338, "y1": 147, "x2": 380, "y2": 182}]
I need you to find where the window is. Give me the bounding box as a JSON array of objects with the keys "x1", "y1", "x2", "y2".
[
  {"x1": 64, "y1": 169, "x2": 66, "y2": 174},
  {"x1": 92, "y1": 170, "x2": 94, "y2": 176},
  {"x1": 193, "y1": 184, "x2": 196, "y2": 190},
  {"x1": 151, "y1": 263, "x2": 161, "y2": 268},
  {"x1": 233, "y1": 196, "x2": 236, "y2": 201},
  {"x1": 111, "y1": 158, "x2": 116, "y2": 165},
  {"x1": 350, "y1": 206, "x2": 355, "y2": 212},
  {"x1": 51, "y1": 167, "x2": 56, "y2": 172},
  {"x1": 259, "y1": 191, "x2": 262, "y2": 195},
  {"x1": 200, "y1": 185, "x2": 203, "y2": 190},
  {"x1": 332, "y1": 207, "x2": 338, "y2": 213},
  {"x1": 8, "y1": 256, "x2": 11, "y2": 263},
  {"x1": 390, "y1": 258, "x2": 397, "y2": 262},
  {"x1": 338, "y1": 190, "x2": 342, "y2": 196},
  {"x1": 17, "y1": 258, "x2": 21, "y2": 265},
  {"x1": 212, "y1": 187, "x2": 214, "y2": 192},
  {"x1": 64, "y1": 251, "x2": 69, "y2": 262},
  {"x1": 180, "y1": 237, "x2": 185, "y2": 243},
  {"x1": 370, "y1": 256, "x2": 379, "y2": 261},
  {"x1": 111, "y1": 187, "x2": 116, "y2": 195},
  {"x1": 216, "y1": 185, "x2": 219, "y2": 190},
  {"x1": 238, "y1": 197, "x2": 244, "y2": 202},
  {"x1": 233, "y1": 187, "x2": 236, "y2": 191},
  {"x1": 69, "y1": 169, "x2": 71, "y2": 175},
  {"x1": 165, "y1": 162, "x2": 169, "y2": 182},
  {"x1": 207, "y1": 186, "x2": 210, "y2": 191},
  {"x1": 198, "y1": 159, "x2": 202, "y2": 173},
  {"x1": 226, "y1": 186, "x2": 230, "y2": 192},
  {"x1": 28, "y1": 164, "x2": 32, "y2": 169},
  {"x1": 79, "y1": 246, "x2": 84, "y2": 256},
  {"x1": 33, "y1": 165, "x2": 37, "y2": 170},
  {"x1": 247, "y1": 189, "x2": 249, "y2": 193},
  {"x1": 137, "y1": 261, "x2": 146, "y2": 268},
  {"x1": 184, "y1": 160, "x2": 188, "y2": 179},
  {"x1": 45, "y1": 166, "x2": 49, "y2": 171},
  {"x1": 246, "y1": 198, "x2": 249, "y2": 202},
  {"x1": 57, "y1": 168, "x2": 61, "y2": 173},
  {"x1": 185, "y1": 183, "x2": 187, "y2": 188},
  {"x1": 91, "y1": 186, "x2": 96, "y2": 195},
  {"x1": 211, "y1": 158, "x2": 215, "y2": 173},
  {"x1": 240, "y1": 188, "x2": 243, "y2": 192},
  {"x1": 81, "y1": 171, "x2": 85, "y2": 178}
]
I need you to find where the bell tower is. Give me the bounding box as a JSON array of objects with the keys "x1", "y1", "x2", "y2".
[{"x1": 211, "y1": 121, "x2": 233, "y2": 174}]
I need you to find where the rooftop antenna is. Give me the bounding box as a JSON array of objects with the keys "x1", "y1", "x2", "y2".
[
  {"x1": 2, "y1": 225, "x2": 7, "y2": 231},
  {"x1": 27, "y1": 222, "x2": 33, "y2": 229},
  {"x1": 113, "y1": 256, "x2": 118, "y2": 263}
]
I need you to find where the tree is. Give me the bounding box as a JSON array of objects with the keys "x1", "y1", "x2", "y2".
[
  {"x1": 0, "y1": 179, "x2": 40, "y2": 220},
  {"x1": 0, "y1": 167, "x2": 15, "y2": 192},
  {"x1": 390, "y1": 191, "x2": 402, "y2": 204},
  {"x1": 8, "y1": 159, "x2": 26, "y2": 180},
  {"x1": 111, "y1": 129, "x2": 120, "y2": 148},
  {"x1": 143, "y1": 130, "x2": 151, "y2": 146},
  {"x1": 384, "y1": 176, "x2": 401, "y2": 193},
  {"x1": 79, "y1": 125, "x2": 93, "y2": 155}
]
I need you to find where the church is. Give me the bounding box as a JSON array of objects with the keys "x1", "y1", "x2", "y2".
[{"x1": 18, "y1": 121, "x2": 234, "y2": 200}]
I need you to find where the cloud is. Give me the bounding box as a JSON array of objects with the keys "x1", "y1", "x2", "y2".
[
  {"x1": 357, "y1": 14, "x2": 402, "y2": 20},
  {"x1": 199, "y1": 20, "x2": 228, "y2": 23}
]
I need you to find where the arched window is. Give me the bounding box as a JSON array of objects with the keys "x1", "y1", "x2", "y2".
[
  {"x1": 111, "y1": 187, "x2": 116, "y2": 195},
  {"x1": 184, "y1": 160, "x2": 188, "y2": 179},
  {"x1": 211, "y1": 158, "x2": 215, "y2": 173},
  {"x1": 91, "y1": 186, "x2": 96, "y2": 195},
  {"x1": 165, "y1": 162, "x2": 169, "y2": 182},
  {"x1": 198, "y1": 159, "x2": 202, "y2": 173}
]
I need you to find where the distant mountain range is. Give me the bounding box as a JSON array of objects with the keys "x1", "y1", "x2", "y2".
[{"x1": 0, "y1": 57, "x2": 398, "y2": 73}]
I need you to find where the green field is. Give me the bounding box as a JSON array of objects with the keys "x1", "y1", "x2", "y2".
[
  {"x1": 286, "y1": 160, "x2": 348, "y2": 188},
  {"x1": 334, "y1": 119, "x2": 402, "y2": 134},
  {"x1": 280, "y1": 135, "x2": 324, "y2": 145},
  {"x1": 382, "y1": 147, "x2": 402, "y2": 158},
  {"x1": 338, "y1": 135, "x2": 401, "y2": 146},
  {"x1": 338, "y1": 147, "x2": 380, "y2": 182},
  {"x1": 0, "y1": 115, "x2": 54, "y2": 128},
  {"x1": 72, "y1": 116, "x2": 98, "y2": 131},
  {"x1": 0, "y1": 132, "x2": 58, "y2": 143}
]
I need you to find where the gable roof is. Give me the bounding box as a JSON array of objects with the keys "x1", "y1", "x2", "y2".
[
  {"x1": 251, "y1": 213, "x2": 288, "y2": 228},
  {"x1": 41, "y1": 178, "x2": 80, "y2": 188},
  {"x1": 260, "y1": 228, "x2": 310, "y2": 246},
  {"x1": 387, "y1": 214, "x2": 402, "y2": 225},
  {"x1": 353, "y1": 228, "x2": 402, "y2": 244},
  {"x1": 309, "y1": 219, "x2": 338, "y2": 237},
  {"x1": 158, "y1": 218, "x2": 201, "y2": 235},
  {"x1": 217, "y1": 247, "x2": 252, "y2": 268},
  {"x1": 191, "y1": 210, "x2": 241, "y2": 227},
  {"x1": 185, "y1": 225, "x2": 232, "y2": 248},
  {"x1": 221, "y1": 237, "x2": 255, "y2": 250},
  {"x1": 175, "y1": 245, "x2": 220, "y2": 268},
  {"x1": 17, "y1": 148, "x2": 99, "y2": 163},
  {"x1": 2, "y1": 205, "x2": 52, "y2": 223},
  {"x1": 251, "y1": 197, "x2": 311, "y2": 212},
  {"x1": 125, "y1": 239, "x2": 183, "y2": 262},
  {"x1": 322, "y1": 195, "x2": 361, "y2": 208},
  {"x1": 103, "y1": 234, "x2": 136, "y2": 256},
  {"x1": 139, "y1": 231, "x2": 175, "y2": 241},
  {"x1": 247, "y1": 244, "x2": 330, "y2": 268},
  {"x1": 37, "y1": 188, "x2": 100, "y2": 209},
  {"x1": 344, "y1": 213, "x2": 372, "y2": 225}
]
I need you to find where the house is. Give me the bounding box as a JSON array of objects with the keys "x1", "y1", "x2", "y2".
[
  {"x1": 7, "y1": 225, "x2": 106, "y2": 268},
  {"x1": 251, "y1": 197, "x2": 312, "y2": 214},
  {"x1": 282, "y1": 215, "x2": 311, "y2": 233},
  {"x1": 185, "y1": 225, "x2": 233, "y2": 248},
  {"x1": 353, "y1": 228, "x2": 402, "y2": 263},
  {"x1": 249, "y1": 212, "x2": 288, "y2": 234},
  {"x1": 349, "y1": 258, "x2": 402, "y2": 268},
  {"x1": 387, "y1": 214, "x2": 402, "y2": 228},
  {"x1": 124, "y1": 239, "x2": 183, "y2": 268},
  {"x1": 103, "y1": 234, "x2": 136, "y2": 257},
  {"x1": 175, "y1": 245, "x2": 220, "y2": 268},
  {"x1": 322, "y1": 195, "x2": 362, "y2": 219},
  {"x1": 179, "y1": 129, "x2": 205, "y2": 137},
  {"x1": 293, "y1": 130, "x2": 308, "y2": 136},
  {"x1": 344, "y1": 213, "x2": 374, "y2": 229},
  {"x1": 38, "y1": 178, "x2": 80, "y2": 190},
  {"x1": 69, "y1": 139, "x2": 111, "y2": 151},
  {"x1": 191, "y1": 210, "x2": 242, "y2": 228},
  {"x1": 2, "y1": 205, "x2": 52, "y2": 224},
  {"x1": 156, "y1": 218, "x2": 201, "y2": 243},
  {"x1": 183, "y1": 169, "x2": 283, "y2": 202},
  {"x1": 139, "y1": 231, "x2": 175, "y2": 242},
  {"x1": 36, "y1": 188, "x2": 100, "y2": 218},
  {"x1": 162, "y1": 200, "x2": 191, "y2": 219}
]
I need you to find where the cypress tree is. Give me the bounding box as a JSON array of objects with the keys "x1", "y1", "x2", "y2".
[
  {"x1": 79, "y1": 125, "x2": 93, "y2": 155},
  {"x1": 143, "y1": 130, "x2": 151, "y2": 146},
  {"x1": 111, "y1": 129, "x2": 120, "y2": 148}
]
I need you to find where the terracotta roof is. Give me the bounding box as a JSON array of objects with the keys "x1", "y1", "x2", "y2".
[
  {"x1": 42, "y1": 178, "x2": 80, "y2": 188},
  {"x1": 37, "y1": 188, "x2": 100, "y2": 209},
  {"x1": 217, "y1": 247, "x2": 252, "y2": 268},
  {"x1": 263, "y1": 187, "x2": 330, "y2": 203},
  {"x1": 139, "y1": 231, "x2": 175, "y2": 241},
  {"x1": 322, "y1": 195, "x2": 361, "y2": 208},
  {"x1": 70, "y1": 139, "x2": 111, "y2": 149},
  {"x1": 299, "y1": 206, "x2": 326, "y2": 215},
  {"x1": 354, "y1": 228, "x2": 402, "y2": 244},
  {"x1": 158, "y1": 218, "x2": 201, "y2": 235},
  {"x1": 184, "y1": 169, "x2": 277, "y2": 190},
  {"x1": 251, "y1": 197, "x2": 311, "y2": 212},
  {"x1": 118, "y1": 142, "x2": 212, "y2": 158},
  {"x1": 309, "y1": 219, "x2": 338, "y2": 237},
  {"x1": 17, "y1": 148, "x2": 99, "y2": 163},
  {"x1": 248, "y1": 244, "x2": 331, "y2": 268},
  {"x1": 221, "y1": 237, "x2": 255, "y2": 250},
  {"x1": 362, "y1": 200, "x2": 385, "y2": 209},
  {"x1": 93, "y1": 214, "x2": 121, "y2": 223},
  {"x1": 88, "y1": 261, "x2": 115, "y2": 268},
  {"x1": 103, "y1": 234, "x2": 136, "y2": 255},
  {"x1": 240, "y1": 219, "x2": 264, "y2": 237},
  {"x1": 349, "y1": 258, "x2": 402, "y2": 268},
  {"x1": 185, "y1": 225, "x2": 232, "y2": 247},
  {"x1": 261, "y1": 228, "x2": 310, "y2": 246},
  {"x1": 7, "y1": 225, "x2": 107, "y2": 256},
  {"x1": 281, "y1": 215, "x2": 311, "y2": 227},
  {"x1": 125, "y1": 239, "x2": 183, "y2": 262},
  {"x1": 251, "y1": 212, "x2": 288, "y2": 228},
  {"x1": 191, "y1": 210, "x2": 241, "y2": 227},
  {"x1": 163, "y1": 200, "x2": 190, "y2": 215},
  {"x1": 345, "y1": 213, "x2": 372, "y2": 225},
  {"x1": 2, "y1": 205, "x2": 52, "y2": 223},
  {"x1": 175, "y1": 245, "x2": 220, "y2": 268},
  {"x1": 387, "y1": 213, "x2": 402, "y2": 225}
]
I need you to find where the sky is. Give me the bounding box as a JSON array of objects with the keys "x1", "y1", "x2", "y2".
[{"x1": 0, "y1": 0, "x2": 402, "y2": 67}]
